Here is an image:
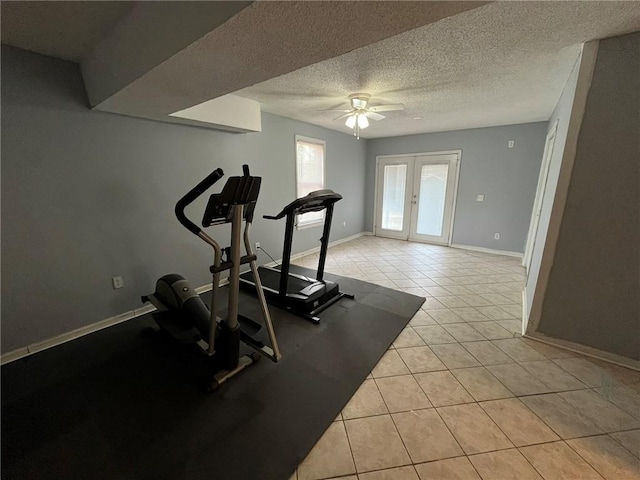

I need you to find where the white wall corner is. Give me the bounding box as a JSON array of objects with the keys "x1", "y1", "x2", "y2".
[{"x1": 527, "y1": 40, "x2": 599, "y2": 334}]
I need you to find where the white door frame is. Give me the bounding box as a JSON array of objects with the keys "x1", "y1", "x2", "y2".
[
  {"x1": 523, "y1": 121, "x2": 558, "y2": 272},
  {"x1": 373, "y1": 150, "x2": 462, "y2": 246}
]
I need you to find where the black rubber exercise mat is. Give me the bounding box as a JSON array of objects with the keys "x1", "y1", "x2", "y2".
[{"x1": 2, "y1": 269, "x2": 424, "y2": 480}]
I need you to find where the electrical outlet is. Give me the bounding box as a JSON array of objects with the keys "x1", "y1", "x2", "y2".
[
  {"x1": 508, "y1": 140, "x2": 515, "y2": 148},
  {"x1": 112, "y1": 276, "x2": 124, "y2": 289},
  {"x1": 255, "y1": 242, "x2": 260, "y2": 249},
  {"x1": 476, "y1": 194, "x2": 484, "y2": 202},
  {"x1": 494, "y1": 233, "x2": 501, "y2": 240}
]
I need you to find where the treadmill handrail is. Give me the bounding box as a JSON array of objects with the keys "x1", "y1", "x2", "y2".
[
  {"x1": 263, "y1": 189, "x2": 342, "y2": 220},
  {"x1": 175, "y1": 168, "x2": 224, "y2": 235}
]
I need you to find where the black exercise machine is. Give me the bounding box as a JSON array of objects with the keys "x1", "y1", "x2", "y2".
[
  {"x1": 239, "y1": 189, "x2": 353, "y2": 324},
  {"x1": 142, "y1": 165, "x2": 281, "y2": 392}
]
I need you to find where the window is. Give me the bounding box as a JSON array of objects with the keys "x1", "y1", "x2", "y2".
[{"x1": 295, "y1": 135, "x2": 326, "y2": 228}]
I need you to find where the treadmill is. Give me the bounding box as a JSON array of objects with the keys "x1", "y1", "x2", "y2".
[{"x1": 239, "y1": 189, "x2": 353, "y2": 323}]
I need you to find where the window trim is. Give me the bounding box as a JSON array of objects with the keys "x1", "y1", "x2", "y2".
[{"x1": 294, "y1": 134, "x2": 327, "y2": 229}]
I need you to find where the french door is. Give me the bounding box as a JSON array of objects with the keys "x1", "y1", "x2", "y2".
[{"x1": 375, "y1": 152, "x2": 459, "y2": 245}]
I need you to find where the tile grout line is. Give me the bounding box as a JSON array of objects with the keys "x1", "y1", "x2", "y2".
[
  {"x1": 381, "y1": 341, "x2": 462, "y2": 476},
  {"x1": 403, "y1": 333, "x2": 518, "y2": 476},
  {"x1": 296, "y1": 236, "x2": 638, "y2": 479},
  {"x1": 606, "y1": 431, "x2": 640, "y2": 460},
  {"x1": 408, "y1": 276, "x2": 601, "y2": 474},
  {"x1": 561, "y1": 440, "x2": 612, "y2": 480},
  {"x1": 519, "y1": 439, "x2": 610, "y2": 480},
  {"x1": 339, "y1": 418, "x2": 358, "y2": 480},
  {"x1": 370, "y1": 376, "x2": 414, "y2": 473}
]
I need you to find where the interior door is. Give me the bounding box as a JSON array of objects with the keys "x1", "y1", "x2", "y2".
[
  {"x1": 523, "y1": 123, "x2": 558, "y2": 272},
  {"x1": 409, "y1": 154, "x2": 458, "y2": 245},
  {"x1": 375, "y1": 153, "x2": 459, "y2": 245}
]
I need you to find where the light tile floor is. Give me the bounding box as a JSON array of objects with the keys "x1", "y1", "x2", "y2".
[{"x1": 289, "y1": 236, "x2": 640, "y2": 480}]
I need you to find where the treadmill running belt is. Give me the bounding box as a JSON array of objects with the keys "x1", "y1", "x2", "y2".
[{"x1": 253, "y1": 267, "x2": 315, "y2": 293}]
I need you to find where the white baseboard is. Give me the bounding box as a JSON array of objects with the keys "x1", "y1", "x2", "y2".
[
  {"x1": 523, "y1": 332, "x2": 640, "y2": 372},
  {"x1": 0, "y1": 347, "x2": 30, "y2": 365},
  {"x1": 290, "y1": 231, "x2": 371, "y2": 261},
  {"x1": 450, "y1": 243, "x2": 524, "y2": 259},
  {"x1": 2, "y1": 309, "x2": 141, "y2": 365},
  {"x1": 521, "y1": 289, "x2": 528, "y2": 336},
  {"x1": 0, "y1": 279, "x2": 223, "y2": 366},
  {"x1": 263, "y1": 231, "x2": 371, "y2": 267},
  {"x1": 1, "y1": 232, "x2": 371, "y2": 366}
]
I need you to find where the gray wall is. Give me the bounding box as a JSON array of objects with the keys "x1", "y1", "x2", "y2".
[
  {"x1": 525, "y1": 54, "x2": 582, "y2": 317},
  {"x1": 537, "y1": 32, "x2": 640, "y2": 360},
  {"x1": 366, "y1": 123, "x2": 547, "y2": 253},
  {"x1": 1, "y1": 46, "x2": 366, "y2": 353}
]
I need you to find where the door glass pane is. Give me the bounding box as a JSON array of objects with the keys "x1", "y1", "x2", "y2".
[
  {"x1": 381, "y1": 164, "x2": 407, "y2": 231},
  {"x1": 416, "y1": 163, "x2": 448, "y2": 236}
]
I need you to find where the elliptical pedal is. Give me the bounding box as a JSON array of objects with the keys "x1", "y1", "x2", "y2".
[{"x1": 237, "y1": 314, "x2": 262, "y2": 336}]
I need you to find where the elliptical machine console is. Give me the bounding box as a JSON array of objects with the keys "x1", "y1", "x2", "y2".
[{"x1": 142, "y1": 165, "x2": 280, "y2": 392}]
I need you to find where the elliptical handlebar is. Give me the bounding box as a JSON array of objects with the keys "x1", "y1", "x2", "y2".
[{"x1": 175, "y1": 168, "x2": 224, "y2": 235}]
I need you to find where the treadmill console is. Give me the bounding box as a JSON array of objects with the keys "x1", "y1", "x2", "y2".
[{"x1": 264, "y1": 189, "x2": 342, "y2": 219}]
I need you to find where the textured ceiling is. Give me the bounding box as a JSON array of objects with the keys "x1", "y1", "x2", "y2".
[
  {"x1": 237, "y1": 1, "x2": 640, "y2": 138},
  {"x1": 3, "y1": 1, "x2": 639, "y2": 138},
  {"x1": 93, "y1": 1, "x2": 486, "y2": 121},
  {"x1": 0, "y1": 1, "x2": 134, "y2": 62}
]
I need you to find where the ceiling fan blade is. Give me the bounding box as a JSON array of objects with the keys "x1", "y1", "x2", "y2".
[
  {"x1": 333, "y1": 112, "x2": 353, "y2": 121},
  {"x1": 369, "y1": 104, "x2": 405, "y2": 112},
  {"x1": 366, "y1": 111, "x2": 386, "y2": 121},
  {"x1": 318, "y1": 108, "x2": 352, "y2": 112}
]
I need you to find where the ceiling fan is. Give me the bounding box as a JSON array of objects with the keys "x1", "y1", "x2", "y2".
[{"x1": 331, "y1": 94, "x2": 405, "y2": 139}]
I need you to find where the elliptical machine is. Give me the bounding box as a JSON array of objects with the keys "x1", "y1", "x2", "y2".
[{"x1": 142, "y1": 165, "x2": 281, "y2": 392}]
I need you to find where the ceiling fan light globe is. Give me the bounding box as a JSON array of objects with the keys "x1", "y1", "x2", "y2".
[
  {"x1": 345, "y1": 115, "x2": 357, "y2": 128},
  {"x1": 357, "y1": 114, "x2": 369, "y2": 129},
  {"x1": 351, "y1": 98, "x2": 368, "y2": 109}
]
